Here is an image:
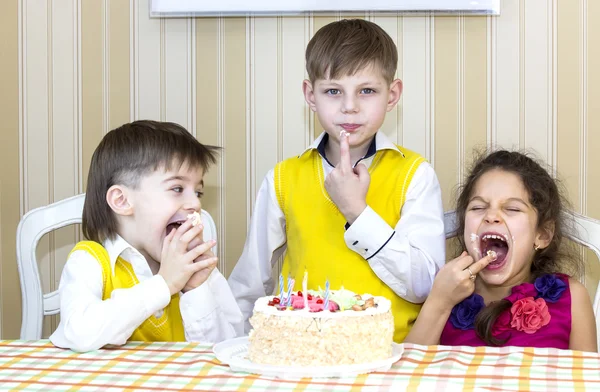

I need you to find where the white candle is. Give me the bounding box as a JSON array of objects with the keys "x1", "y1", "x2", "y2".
[{"x1": 323, "y1": 280, "x2": 330, "y2": 311}]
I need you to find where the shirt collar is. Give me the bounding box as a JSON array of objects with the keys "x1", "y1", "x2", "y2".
[
  {"x1": 103, "y1": 235, "x2": 148, "y2": 275},
  {"x1": 300, "y1": 131, "x2": 405, "y2": 165}
]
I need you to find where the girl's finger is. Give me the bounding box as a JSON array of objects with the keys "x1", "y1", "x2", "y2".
[{"x1": 467, "y1": 251, "x2": 497, "y2": 275}]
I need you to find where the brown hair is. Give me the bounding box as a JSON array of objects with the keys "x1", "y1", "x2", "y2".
[
  {"x1": 82, "y1": 120, "x2": 219, "y2": 243},
  {"x1": 453, "y1": 150, "x2": 581, "y2": 345},
  {"x1": 305, "y1": 19, "x2": 398, "y2": 84}
]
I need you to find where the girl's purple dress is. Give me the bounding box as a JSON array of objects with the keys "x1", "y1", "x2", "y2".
[{"x1": 440, "y1": 274, "x2": 571, "y2": 349}]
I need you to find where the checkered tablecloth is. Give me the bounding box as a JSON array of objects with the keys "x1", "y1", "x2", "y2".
[{"x1": 0, "y1": 340, "x2": 598, "y2": 391}]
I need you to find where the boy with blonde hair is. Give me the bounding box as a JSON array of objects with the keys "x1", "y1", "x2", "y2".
[{"x1": 229, "y1": 19, "x2": 445, "y2": 342}]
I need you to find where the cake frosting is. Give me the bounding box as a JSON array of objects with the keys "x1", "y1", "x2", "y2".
[
  {"x1": 248, "y1": 288, "x2": 394, "y2": 366},
  {"x1": 187, "y1": 211, "x2": 202, "y2": 227}
]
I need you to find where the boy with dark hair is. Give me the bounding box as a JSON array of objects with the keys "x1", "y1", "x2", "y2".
[{"x1": 51, "y1": 120, "x2": 243, "y2": 352}]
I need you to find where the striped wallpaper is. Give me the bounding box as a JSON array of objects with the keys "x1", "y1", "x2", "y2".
[{"x1": 0, "y1": 0, "x2": 598, "y2": 339}]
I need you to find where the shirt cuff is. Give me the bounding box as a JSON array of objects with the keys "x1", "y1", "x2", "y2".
[
  {"x1": 344, "y1": 205, "x2": 395, "y2": 260},
  {"x1": 143, "y1": 275, "x2": 172, "y2": 313},
  {"x1": 179, "y1": 281, "x2": 219, "y2": 320}
]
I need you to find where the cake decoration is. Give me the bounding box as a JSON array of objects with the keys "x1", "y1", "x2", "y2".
[{"x1": 247, "y1": 271, "x2": 394, "y2": 366}]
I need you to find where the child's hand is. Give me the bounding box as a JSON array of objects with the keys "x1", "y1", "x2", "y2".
[
  {"x1": 324, "y1": 131, "x2": 370, "y2": 224},
  {"x1": 158, "y1": 220, "x2": 218, "y2": 296},
  {"x1": 180, "y1": 222, "x2": 218, "y2": 292},
  {"x1": 428, "y1": 251, "x2": 495, "y2": 311},
  {"x1": 182, "y1": 249, "x2": 217, "y2": 293}
]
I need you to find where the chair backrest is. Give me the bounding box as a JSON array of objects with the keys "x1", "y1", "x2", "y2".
[
  {"x1": 444, "y1": 209, "x2": 600, "y2": 348},
  {"x1": 16, "y1": 193, "x2": 218, "y2": 340}
]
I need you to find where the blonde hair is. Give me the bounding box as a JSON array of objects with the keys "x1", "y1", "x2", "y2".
[{"x1": 305, "y1": 19, "x2": 398, "y2": 84}]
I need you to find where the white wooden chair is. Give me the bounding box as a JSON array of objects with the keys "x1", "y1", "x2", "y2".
[
  {"x1": 16, "y1": 193, "x2": 218, "y2": 340},
  {"x1": 444, "y1": 209, "x2": 600, "y2": 348}
]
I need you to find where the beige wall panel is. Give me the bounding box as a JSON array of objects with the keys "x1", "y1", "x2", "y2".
[
  {"x1": 433, "y1": 17, "x2": 459, "y2": 210},
  {"x1": 194, "y1": 18, "x2": 223, "y2": 264},
  {"x1": 281, "y1": 16, "x2": 311, "y2": 159},
  {"x1": 556, "y1": 0, "x2": 582, "y2": 213},
  {"x1": 22, "y1": 0, "x2": 52, "y2": 337},
  {"x1": 523, "y1": 0, "x2": 552, "y2": 164},
  {"x1": 587, "y1": 2, "x2": 600, "y2": 221},
  {"x1": 401, "y1": 17, "x2": 432, "y2": 160},
  {"x1": 109, "y1": 0, "x2": 130, "y2": 129},
  {"x1": 373, "y1": 15, "x2": 401, "y2": 144},
  {"x1": 586, "y1": 0, "x2": 600, "y2": 296},
  {"x1": 81, "y1": 0, "x2": 104, "y2": 190},
  {"x1": 164, "y1": 18, "x2": 194, "y2": 129},
  {"x1": 0, "y1": 0, "x2": 19, "y2": 338},
  {"x1": 463, "y1": 17, "x2": 487, "y2": 162},
  {"x1": 47, "y1": 0, "x2": 80, "y2": 336},
  {"x1": 492, "y1": 0, "x2": 519, "y2": 150},
  {"x1": 222, "y1": 18, "x2": 247, "y2": 277},
  {"x1": 251, "y1": 17, "x2": 279, "y2": 205},
  {"x1": 134, "y1": 0, "x2": 161, "y2": 120}
]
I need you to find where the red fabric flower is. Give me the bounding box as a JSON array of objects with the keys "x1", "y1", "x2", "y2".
[{"x1": 510, "y1": 297, "x2": 551, "y2": 334}]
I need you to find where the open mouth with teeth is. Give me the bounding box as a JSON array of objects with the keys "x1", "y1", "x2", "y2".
[
  {"x1": 166, "y1": 220, "x2": 185, "y2": 236},
  {"x1": 480, "y1": 232, "x2": 510, "y2": 268}
]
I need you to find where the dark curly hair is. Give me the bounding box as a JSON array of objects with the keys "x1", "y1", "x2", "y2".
[{"x1": 453, "y1": 149, "x2": 581, "y2": 345}]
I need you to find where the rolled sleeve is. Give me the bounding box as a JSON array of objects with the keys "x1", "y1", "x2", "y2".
[{"x1": 344, "y1": 206, "x2": 395, "y2": 260}]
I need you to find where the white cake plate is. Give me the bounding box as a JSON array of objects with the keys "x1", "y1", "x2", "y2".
[{"x1": 213, "y1": 337, "x2": 403, "y2": 379}]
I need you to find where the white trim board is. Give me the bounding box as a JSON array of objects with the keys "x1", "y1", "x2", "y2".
[{"x1": 149, "y1": 0, "x2": 500, "y2": 17}]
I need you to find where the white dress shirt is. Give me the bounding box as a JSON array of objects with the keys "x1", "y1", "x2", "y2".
[
  {"x1": 50, "y1": 235, "x2": 244, "y2": 352},
  {"x1": 228, "y1": 132, "x2": 446, "y2": 332}
]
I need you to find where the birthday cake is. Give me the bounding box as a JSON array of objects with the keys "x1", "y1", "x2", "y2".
[{"x1": 247, "y1": 287, "x2": 394, "y2": 366}]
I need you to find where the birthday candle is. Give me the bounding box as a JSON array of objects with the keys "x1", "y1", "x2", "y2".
[
  {"x1": 302, "y1": 269, "x2": 308, "y2": 310},
  {"x1": 323, "y1": 280, "x2": 330, "y2": 311},
  {"x1": 279, "y1": 274, "x2": 284, "y2": 302},
  {"x1": 286, "y1": 278, "x2": 295, "y2": 306}
]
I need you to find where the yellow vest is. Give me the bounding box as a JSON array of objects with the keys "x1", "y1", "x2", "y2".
[
  {"x1": 275, "y1": 146, "x2": 424, "y2": 342},
  {"x1": 70, "y1": 241, "x2": 186, "y2": 342}
]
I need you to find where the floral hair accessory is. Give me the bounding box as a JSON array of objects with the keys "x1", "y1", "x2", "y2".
[
  {"x1": 534, "y1": 274, "x2": 567, "y2": 303},
  {"x1": 450, "y1": 294, "x2": 485, "y2": 330},
  {"x1": 510, "y1": 297, "x2": 551, "y2": 334}
]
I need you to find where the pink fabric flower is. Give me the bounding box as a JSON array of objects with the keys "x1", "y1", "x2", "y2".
[
  {"x1": 510, "y1": 297, "x2": 551, "y2": 334},
  {"x1": 505, "y1": 283, "x2": 538, "y2": 303}
]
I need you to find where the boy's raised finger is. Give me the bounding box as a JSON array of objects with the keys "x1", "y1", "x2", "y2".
[{"x1": 338, "y1": 130, "x2": 352, "y2": 172}]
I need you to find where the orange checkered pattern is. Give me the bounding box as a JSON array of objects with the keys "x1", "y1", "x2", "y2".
[{"x1": 0, "y1": 341, "x2": 598, "y2": 391}]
